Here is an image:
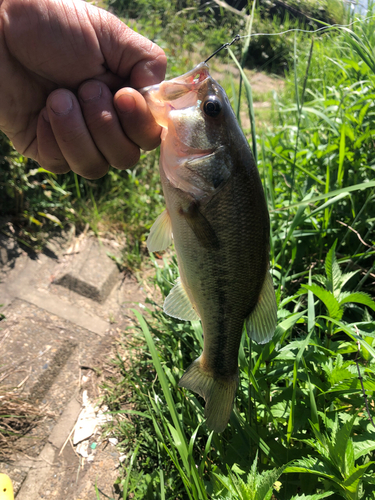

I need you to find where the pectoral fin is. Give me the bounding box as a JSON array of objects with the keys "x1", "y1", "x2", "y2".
[
  {"x1": 182, "y1": 202, "x2": 220, "y2": 250},
  {"x1": 147, "y1": 209, "x2": 173, "y2": 252},
  {"x1": 164, "y1": 279, "x2": 200, "y2": 321},
  {"x1": 246, "y1": 272, "x2": 277, "y2": 344}
]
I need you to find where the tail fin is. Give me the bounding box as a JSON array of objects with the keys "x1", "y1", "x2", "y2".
[{"x1": 178, "y1": 357, "x2": 238, "y2": 433}]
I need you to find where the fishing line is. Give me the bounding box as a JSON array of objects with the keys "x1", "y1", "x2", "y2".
[
  {"x1": 203, "y1": 15, "x2": 375, "y2": 63},
  {"x1": 236, "y1": 14, "x2": 375, "y2": 41}
]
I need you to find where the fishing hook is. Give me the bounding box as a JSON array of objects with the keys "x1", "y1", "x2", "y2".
[{"x1": 204, "y1": 34, "x2": 241, "y2": 63}]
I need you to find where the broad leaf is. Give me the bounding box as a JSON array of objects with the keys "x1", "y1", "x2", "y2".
[
  {"x1": 342, "y1": 462, "x2": 375, "y2": 493},
  {"x1": 255, "y1": 466, "x2": 287, "y2": 500},
  {"x1": 339, "y1": 292, "x2": 375, "y2": 312},
  {"x1": 324, "y1": 241, "x2": 341, "y2": 294},
  {"x1": 353, "y1": 439, "x2": 375, "y2": 460},
  {"x1": 284, "y1": 456, "x2": 338, "y2": 481},
  {"x1": 288, "y1": 493, "x2": 334, "y2": 500},
  {"x1": 302, "y1": 284, "x2": 342, "y2": 320}
]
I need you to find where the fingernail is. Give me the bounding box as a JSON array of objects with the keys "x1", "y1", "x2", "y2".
[
  {"x1": 116, "y1": 93, "x2": 136, "y2": 114},
  {"x1": 49, "y1": 92, "x2": 73, "y2": 115},
  {"x1": 41, "y1": 108, "x2": 50, "y2": 123},
  {"x1": 80, "y1": 81, "x2": 102, "y2": 102}
]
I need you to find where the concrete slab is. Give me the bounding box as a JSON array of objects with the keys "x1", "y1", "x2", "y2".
[
  {"x1": 17, "y1": 287, "x2": 108, "y2": 336},
  {"x1": 16, "y1": 442, "x2": 56, "y2": 500},
  {"x1": 53, "y1": 239, "x2": 119, "y2": 303},
  {"x1": 48, "y1": 397, "x2": 82, "y2": 449},
  {"x1": 0, "y1": 232, "x2": 148, "y2": 499}
]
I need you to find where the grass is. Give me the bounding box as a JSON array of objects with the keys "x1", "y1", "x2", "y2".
[
  {"x1": 99, "y1": 2, "x2": 375, "y2": 500},
  {"x1": 1, "y1": 0, "x2": 375, "y2": 498},
  {"x1": 0, "y1": 388, "x2": 51, "y2": 457}
]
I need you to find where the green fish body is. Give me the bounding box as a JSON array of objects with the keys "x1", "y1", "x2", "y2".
[{"x1": 142, "y1": 63, "x2": 277, "y2": 432}]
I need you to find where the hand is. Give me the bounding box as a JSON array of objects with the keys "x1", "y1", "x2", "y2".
[{"x1": 0, "y1": 0, "x2": 167, "y2": 178}]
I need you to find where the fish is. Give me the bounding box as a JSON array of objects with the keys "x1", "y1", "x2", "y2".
[{"x1": 141, "y1": 62, "x2": 277, "y2": 433}]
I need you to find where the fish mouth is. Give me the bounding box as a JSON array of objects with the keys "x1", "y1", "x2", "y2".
[{"x1": 140, "y1": 62, "x2": 211, "y2": 102}]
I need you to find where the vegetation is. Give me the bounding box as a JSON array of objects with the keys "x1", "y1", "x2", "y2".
[
  {"x1": 101, "y1": 2, "x2": 375, "y2": 499},
  {"x1": 1, "y1": 0, "x2": 375, "y2": 499}
]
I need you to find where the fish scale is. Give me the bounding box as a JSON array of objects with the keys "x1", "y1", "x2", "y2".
[{"x1": 142, "y1": 62, "x2": 277, "y2": 432}]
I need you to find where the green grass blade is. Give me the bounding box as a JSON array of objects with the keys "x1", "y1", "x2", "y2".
[
  {"x1": 278, "y1": 180, "x2": 375, "y2": 210},
  {"x1": 304, "y1": 359, "x2": 320, "y2": 432},
  {"x1": 287, "y1": 330, "x2": 313, "y2": 444},
  {"x1": 199, "y1": 431, "x2": 214, "y2": 477},
  {"x1": 308, "y1": 268, "x2": 315, "y2": 333},
  {"x1": 132, "y1": 311, "x2": 187, "y2": 454},
  {"x1": 123, "y1": 443, "x2": 140, "y2": 500},
  {"x1": 133, "y1": 310, "x2": 208, "y2": 500},
  {"x1": 228, "y1": 47, "x2": 257, "y2": 164},
  {"x1": 338, "y1": 123, "x2": 346, "y2": 187}
]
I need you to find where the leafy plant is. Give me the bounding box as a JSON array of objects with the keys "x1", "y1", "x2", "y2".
[
  {"x1": 285, "y1": 415, "x2": 375, "y2": 500},
  {"x1": 213, "y1": 452, "x2": 286, "y2": 500},
  {"x1": 301, "y1": 241, "x2": 375, "y2": 324}
]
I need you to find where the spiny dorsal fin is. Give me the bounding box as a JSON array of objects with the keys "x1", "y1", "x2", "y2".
[
  {"x1": 147, "y1": 209, "x2": 173, "y2": 252},
  {"x1": 246, "y1": 271, "x2": 277, "y2": 344},
  {"x1": 164, "y1": 279, "x2": 200, "y2": 321}
]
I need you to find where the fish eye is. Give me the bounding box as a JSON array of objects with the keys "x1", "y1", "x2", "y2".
[{"x1": 203, "y1": 96, "x2": 222, "y2": 118}]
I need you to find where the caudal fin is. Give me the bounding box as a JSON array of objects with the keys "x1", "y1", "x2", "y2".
[{"x1": 178, "y1": 357, "x2": 238, "y2": 433}]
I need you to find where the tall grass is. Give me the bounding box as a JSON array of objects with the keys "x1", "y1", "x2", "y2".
[{"x1": 99, "y1": 3, "x2": 375, "y2": 499}]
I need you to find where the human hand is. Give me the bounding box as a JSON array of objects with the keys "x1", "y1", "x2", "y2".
[{"x1": 0, "y1": 0, "x2": 167, "y2": 178}]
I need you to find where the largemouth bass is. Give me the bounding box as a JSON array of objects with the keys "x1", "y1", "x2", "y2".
[{"x1": 142, "y1": 62, "x2": 277, "y2": 433}]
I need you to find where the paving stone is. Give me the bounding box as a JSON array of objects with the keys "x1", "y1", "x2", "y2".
[
  {"x1": 16, "y1": 287, "x2": 108, "y2": 336},
  {"x1": 53, "y1": 239, "x2": 119, "y2": 303},
  {"x1": 1, "y1": 299, "x2": 82, "y2": 395},
  {"x1": 0, "y1": 233, "x2": 147, "y2": 499}
]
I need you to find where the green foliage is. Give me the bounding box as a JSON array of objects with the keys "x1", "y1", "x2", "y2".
[
  {"x1": 213, "y1": 452, "x2": 286, "y2": 500},
  {"x1": 103, "y1": 244, "x2": 375, "y2": 498},
  {"x1": 285, "y1": 416, "x2": 375, "y2": 500},
  {"x1": 0, "y1": 142, "x2": 164, "y2": 260}
]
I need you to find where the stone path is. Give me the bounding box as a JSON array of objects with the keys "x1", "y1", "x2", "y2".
[{"x1": 0, "y1": 232, "x2": 148, "y2": 499}]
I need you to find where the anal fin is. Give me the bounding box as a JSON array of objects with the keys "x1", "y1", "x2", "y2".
[
  {"x1": 147, "y1": 209, "x2": 173, "y2": 252},
  {"x1": 164, "y1": 279, "x2": 200, "y2": 321},
  {"x1": 246, "y1": 271, "x2": 277, "y2": 344}
]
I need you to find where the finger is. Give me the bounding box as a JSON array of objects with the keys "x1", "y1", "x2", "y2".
[
  {"x1": 114, "y1": 88, "x2": 162, "y2": 151},
  {"x1": 78, "y1": 80, "x2": 140, "y2": 169},
  {"x1": 46, "y1": 89, "x2": 109, "y2": 179},
  {"x1": 36, "y1": 109, "x2": 71, "y2": 174},
  {"x1": 94, "y1": 14, "x2": 167, "y2": 88}
]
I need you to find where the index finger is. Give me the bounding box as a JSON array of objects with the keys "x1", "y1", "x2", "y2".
[{"x1": 91, "y1": 12, "x2": 167, "y2": 88}]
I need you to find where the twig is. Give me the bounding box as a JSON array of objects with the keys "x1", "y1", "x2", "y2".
[
  {"x1": 59, "y1": 423, "x2": 77, "y2": 456},
  {"x1": 336, "y1": 220, "x2": 373, "y2": 248}
]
